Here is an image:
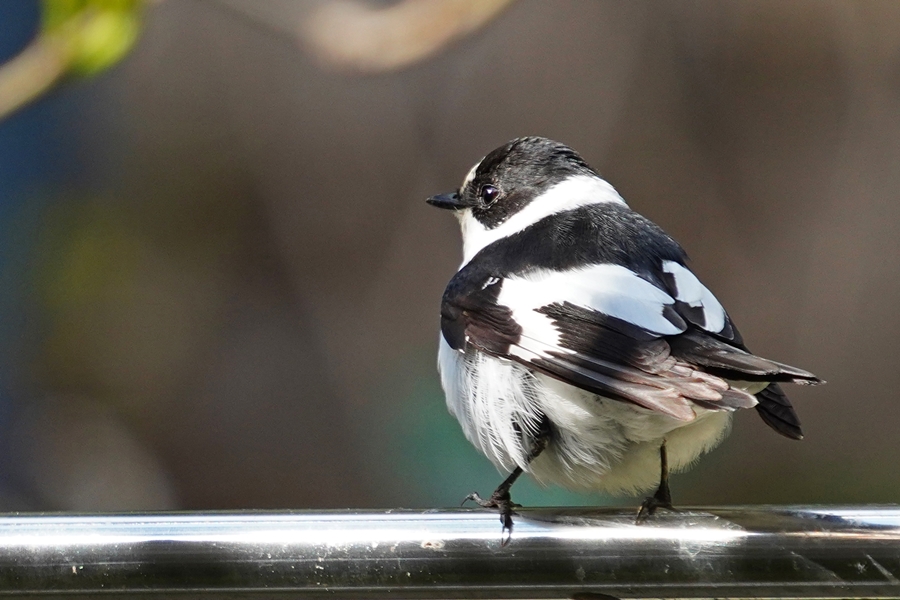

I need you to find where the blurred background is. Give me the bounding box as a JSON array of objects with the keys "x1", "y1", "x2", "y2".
[{"x1": 0, "y1": 0, "x2": 898, "y2": 512}]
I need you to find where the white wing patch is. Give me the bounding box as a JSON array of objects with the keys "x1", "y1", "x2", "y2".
[
  {"x1": 497, "y1": 264, "x2": 684, "y2": 344},
  {"x1": 662, "y1": 261, "x2": 726, "y2": 333}
]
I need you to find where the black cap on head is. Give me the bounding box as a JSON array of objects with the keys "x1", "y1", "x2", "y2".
[
  {"x1": 465, "y1": 137, "x2": 598, "y2": 228},
  {"x1": 426, "y1": 137, "x2": 600, "y2": 228},
  {"x1": 474, "y1": 137, "x2": 595, "y2": 188}
]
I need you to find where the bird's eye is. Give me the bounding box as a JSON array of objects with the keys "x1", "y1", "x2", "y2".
[{"x1": 479, "y1": 184, "x2": 500, "y2": 205}]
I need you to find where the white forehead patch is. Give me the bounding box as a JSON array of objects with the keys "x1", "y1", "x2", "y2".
[
  {"x1": 460, "y1": 158, "x2": 482, "y2": 191},
  {"x1": 459, "y1": 174, "x2": 627, "y2": 264}
]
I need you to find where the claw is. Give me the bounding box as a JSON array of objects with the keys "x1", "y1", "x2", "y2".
[
  {"x1": 499, "y1": 507, "x2": 514, "y2": 547},
  {"x1": 462, "y1": 485, "x2": 519, "y2": 544},
  {"x1": 460, "y1": 492, "x2": 488, "y2": 508},
  {"x1": 635, "y1": 494, "x2": 675, "y2": 523},
  {"x1": 462, "y1": 492, "x2": 487, "y2": 507},
  {"x1": 460, "y1": 458, "x2": 542, "y2": 546}
]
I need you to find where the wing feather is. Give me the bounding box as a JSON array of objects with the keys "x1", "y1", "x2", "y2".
[
  {"x1": 668, "y1": 330, "x2": 822, "y2": 384},
  {"x1": 441, "y1": 259, "x2": 818, "y2": 423}
]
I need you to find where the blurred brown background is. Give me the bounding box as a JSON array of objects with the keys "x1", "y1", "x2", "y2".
[{"x1": 1, "y1": 0, "x2": 898, "y2": 512}]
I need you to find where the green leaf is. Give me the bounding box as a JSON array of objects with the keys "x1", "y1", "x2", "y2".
[{"x1": 41, "y1": 0, "x2": 143, "y2": 77}]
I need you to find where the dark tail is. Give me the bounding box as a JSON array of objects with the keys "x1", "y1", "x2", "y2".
[{"x1": 755, "y1": 383, "x2": 803, "y2": 440}]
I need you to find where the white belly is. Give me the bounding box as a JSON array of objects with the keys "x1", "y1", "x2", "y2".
[{"x1": 438, "y1": 338, "x2": 732, "y2": 496}]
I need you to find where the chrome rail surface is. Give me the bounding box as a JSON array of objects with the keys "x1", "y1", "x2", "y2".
[{"x1": 0, "y1": 506, "x2": 898, "y2": 598}]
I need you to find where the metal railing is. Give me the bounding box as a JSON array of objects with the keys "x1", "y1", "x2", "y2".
[{"x1": 0, "y1": 506, "x2": 898, "y2": 598}]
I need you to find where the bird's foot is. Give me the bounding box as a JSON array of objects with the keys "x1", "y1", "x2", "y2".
[
  {"x1": 463, "y1": 489, "x2": 520, "y2": 545},
  {"x1": 635, "y1": 486, "x2": 675, "y2": 524},
  {"x1": 635, "y1": 495, "x2": 675, "y2": 523}
]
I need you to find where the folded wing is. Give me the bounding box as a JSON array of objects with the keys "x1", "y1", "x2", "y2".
[{"x1": 441, "y1": 262, "x2": 820, "y2": 429}]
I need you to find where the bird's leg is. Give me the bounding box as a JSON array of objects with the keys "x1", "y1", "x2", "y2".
[
  {"x1": 636, "y1": 440, "x2": 676, "y2": 523},
  {"x1": 464, "y1": 466, "x2": 524, "y2": 540},
  {"x1": 464, "y1": 423, "x2": 549, "y2": 545}
]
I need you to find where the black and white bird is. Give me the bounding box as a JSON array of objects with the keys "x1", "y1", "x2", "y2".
[{"x1": 427, "y1": 136, "x2": 822, "y2": 540}]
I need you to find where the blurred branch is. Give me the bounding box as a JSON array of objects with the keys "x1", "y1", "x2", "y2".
[
  {"x1": 214, "y1": 0, "x2": 517, "y2": 75},
  {"x1": 0, "y1": 30, "x2": 72, "y2": 121},
  {"x1": 302, "y1": 0, "x2": 517, "y2": 73},
  {"x1": 0, "y1": 0, "x2": 144, "y2": 122}
]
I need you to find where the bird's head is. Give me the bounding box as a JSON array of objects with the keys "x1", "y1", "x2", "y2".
[{"x1": 427, "y1": 137, "x2": 627, "y2": 262}]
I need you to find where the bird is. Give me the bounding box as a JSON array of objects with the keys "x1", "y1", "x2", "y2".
[{"x1": 426, "y1": 136, "x2": 822, "y2": 542}]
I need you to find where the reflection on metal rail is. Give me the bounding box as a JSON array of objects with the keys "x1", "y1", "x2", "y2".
[{"x1": 0, "y1": 506, "x2": 899, "y2": 598}]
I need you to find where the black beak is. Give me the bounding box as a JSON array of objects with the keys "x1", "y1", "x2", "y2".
[{"x1": 426, "y1": 192, "x2": 464, "y2": 210}]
